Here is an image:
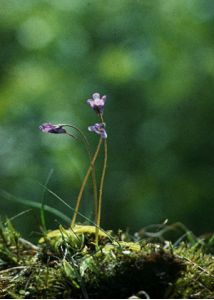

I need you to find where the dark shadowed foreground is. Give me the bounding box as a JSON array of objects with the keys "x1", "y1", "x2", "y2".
[{"x1": 0, "y1": 221, "x2": 214, "y2": 299}]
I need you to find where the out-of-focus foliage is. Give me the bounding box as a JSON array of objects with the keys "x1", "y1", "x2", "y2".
[{"x1": 0, "y1": 0, "x2": 214, "y2": 237}]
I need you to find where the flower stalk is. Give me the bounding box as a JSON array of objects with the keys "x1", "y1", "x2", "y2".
[
  {"x1": 95, "y1": 113, "x2": 108, "y2": 245},
  {"x1": 71, "y1": 137, "x2": 102, "y2": 228}
]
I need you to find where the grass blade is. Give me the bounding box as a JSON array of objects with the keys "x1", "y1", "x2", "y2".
[
  {"x1": 40, "y1": 169, "x2": 54, "y2": 231},
  {"x1": 39, "y1": 184, "x2": 117, "y2": 244},
  {"x1": 0, "y1": 189, "x2": 70, "y2": 224}
]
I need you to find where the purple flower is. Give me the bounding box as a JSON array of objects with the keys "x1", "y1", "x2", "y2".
[
  {"x1": 87, "y1": 93, "x2": 107, "y2": 114},
  {"x1": 39, "y1": 123, "x2": 67, "y2": 134},
  {"x1": 88, "y1": 123, "x2": 107, "y2": 139}
]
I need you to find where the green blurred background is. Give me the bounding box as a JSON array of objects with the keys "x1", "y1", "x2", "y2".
[{"x1": 0, "y1": 0, "x2": 214, "y2": 239}]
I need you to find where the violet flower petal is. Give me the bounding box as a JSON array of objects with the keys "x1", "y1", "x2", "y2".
[
  {"x1": 86, "y1": 92, "x2": 107, "y2": 114},
  {"x1": 39, "y1": 123, "x2": 67, "y2": 134},
  {"x1": 88, "y1": 123, "x2": 107, "y2": 139}
]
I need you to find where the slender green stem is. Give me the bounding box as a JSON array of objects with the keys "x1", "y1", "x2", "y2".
[
  {"x1": 63, "y1": 124, "x2": 89, "y2": 147},
  {"x1": 65, "y1": 125, "x2": 98, "y2": 223},
  {"x1": 95, "y1": 114, "x2": 108, "y2": 246},
  {"x1": 71, "y1": 137, "x2": 102, "y2": 228}
]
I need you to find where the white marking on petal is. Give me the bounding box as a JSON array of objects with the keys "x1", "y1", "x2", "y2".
[{"x1": 92, "y1": 93, "x2": 100, "y2": 99}]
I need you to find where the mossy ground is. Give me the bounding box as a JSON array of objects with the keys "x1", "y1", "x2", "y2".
[{"x1": 0, "y1": 221, "x2": 214, "y2": 299}]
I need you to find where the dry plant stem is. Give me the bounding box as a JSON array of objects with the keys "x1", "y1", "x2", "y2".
[
  {"x1": 66, "y1": 129, "x2": 98, "y2": 221},
  {"x1": 71, "y1": 137, "x2": 102, "y2": 228},
  {"x1": 95, "y1": 114, "x2": 108, "y2": 246}
]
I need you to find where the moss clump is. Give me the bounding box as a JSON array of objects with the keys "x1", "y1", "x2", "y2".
[
  {"x1": 172, "y1": 244, "x2": 214, "y2": 298},
  {"x1": 0, "y1": 221, "x2": 214, "y2": 298}
]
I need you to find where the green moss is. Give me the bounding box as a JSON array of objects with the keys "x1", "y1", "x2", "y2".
[
  {"x1": 172, "y1": 244, "x2": 214, "y2": 298},
  {"x1": 0, "y1": 221, "x2": 214, "y2": 298}
]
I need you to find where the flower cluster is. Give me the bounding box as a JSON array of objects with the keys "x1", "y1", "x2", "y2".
[
  {"x1": 39, "y1": 92, "x2": 108, "y2": 139},
  {"x1": 87, "y1": 92, "x2": 107, "y2": 139}
]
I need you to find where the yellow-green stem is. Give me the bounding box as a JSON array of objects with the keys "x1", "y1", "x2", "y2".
[
  {"x1": 95, "y1": 139, "x2": 107, "y2": 245},
  {"x1": 71, "y1": 137, "x2": 102, "y2": 228},
  {"x1": 95, "y1": 114, "x2": 108, "y2": 246}
]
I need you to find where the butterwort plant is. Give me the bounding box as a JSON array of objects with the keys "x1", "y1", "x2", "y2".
[{"x1": 39, "y1": 92, "x2": 108, "y2": 246}]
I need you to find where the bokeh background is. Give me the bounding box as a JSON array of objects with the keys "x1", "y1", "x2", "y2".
[{"x1": 0, "y1": 0, "x2": 214, "y2": 239}]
